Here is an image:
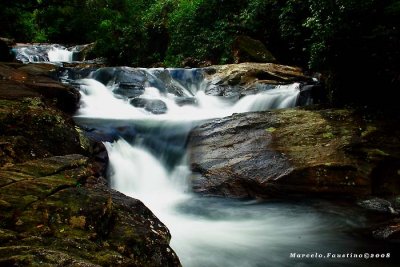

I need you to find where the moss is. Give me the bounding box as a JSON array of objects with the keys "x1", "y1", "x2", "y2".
[
  {"x1": 361, "y1": 125, "x2": 378, "y2": 138},
  {"x1": 75, "y1": 126, "x2": 91, "y2": 152},
  {"x1": 322, "y1": 132, "x2": 335, "y2": 139},
  {"x1": 0, "y1": 97, "x2": 83, "y2": 163},
  {"x1": 69, "y1": 216, "x2": 86, "y2": 229},
  {"x1": 265, "y1": 127, "x2": 277, "y2": 133}
]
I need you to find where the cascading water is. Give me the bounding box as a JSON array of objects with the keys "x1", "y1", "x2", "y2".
[
  {"x1": 13, "y1": 44, "x2": 74, "y2": 63},
  {"x1": 73, "y1": 67, "x2": 389, "y2": 267},
  {"x1": 47, "y1": 46, "x2": 74, "y2": 62}
]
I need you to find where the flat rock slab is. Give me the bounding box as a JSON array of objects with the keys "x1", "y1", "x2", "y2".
[{"x1": 188, "y1": 108, "x2": 400, "y2": 198}]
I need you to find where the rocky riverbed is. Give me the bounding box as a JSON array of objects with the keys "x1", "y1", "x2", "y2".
[
  {"x1": 0, "y1": 62, "x2": 180, "y2": 266},
  {"x1": 1, "y1": 41, "x2": 400, "y2": 265}
]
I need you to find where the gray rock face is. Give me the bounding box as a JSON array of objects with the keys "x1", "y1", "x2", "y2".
[
  {"x1": 130, "y1": 98, "x2": 168, "y2": 114},
  {"x1": 188, "y1": 108, "x2": 400, "y2": 199}
]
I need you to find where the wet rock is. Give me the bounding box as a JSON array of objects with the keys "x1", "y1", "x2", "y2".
[
  {"x1": 0, "y1": 63, "x2": 80, "y2": 113},
  {"x1": 130, "y1": 98, "x2": 168, "y2": 114},
  {"x1": 188, "y1": 108, "x2": 400, "y2": 198},
  {"x1": 148, "y1": 69, "x2": 187, "y2": 97},
  {"x1": 204, "y1": 63, "x2": 314, "y2": 97},
  {"x1": 12, "y1": 44, "x2": 51, "y2": 63},
  {"x1": 175, "y1": 97, "x2": 197, "y2": 106},
  {"x1": 205, "y1": 84, "x2": 241, "y2": 99},
  {"x1": 0, "y1": 97, "x2": 84, "y2": 165},
  {"x1": 55, "y1": 66, "x2": 97, "y2": 84},
  {"x1": 92, "y1": 67, "x2": 170, "y2": 98},
  {"x1": 0, "y1": 156, "x2": 181, "y2": 266},
  {"x1": 358, "y1": 198, "x2": 398, "y2": 215},
  {"x1": 232, "y1": 35, "x2": 277, "y2": 63},
  {"x1": 70, "y1": 43, "x2": 96, "y2": 61},
  {"x1": 372, "y1": 219, "x2": 400, "y2": 240},
  {"x1": 113, "y1": 83, "x2": 145, "y2": 98}
]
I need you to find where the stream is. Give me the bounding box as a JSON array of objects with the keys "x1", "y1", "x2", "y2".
[{"x1": 13, "y1": 45, "x2": 398, "y2": 267}]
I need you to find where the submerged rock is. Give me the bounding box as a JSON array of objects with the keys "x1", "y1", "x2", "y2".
[
  {"x1": 130, "y1": 98, "x2": 168, "y2": 114},
  {"x1": 188, "y1": 108, "x2": 400, "y2": 198},
  {"x1": 175, "y1": 97, "x2": 197, "y2": 106}
]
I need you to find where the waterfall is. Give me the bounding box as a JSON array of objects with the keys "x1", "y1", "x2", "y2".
[
  {"x1": 104, "y1": 139, "x2": 345, "y2": 267},
  {"x1": 73, "y1": 68, "x2": 368, "y2": 267},
  {"x1": 13, "y1": 44, "x2": 73, "y2": 63},
  {"x1": 75, "y1": 67, "x2": 301, "y2": 121},
  {"x1": 47, "y1": 46, "x2": 74, "y2": 62}
]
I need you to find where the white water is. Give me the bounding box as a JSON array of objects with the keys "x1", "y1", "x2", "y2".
[
  {"x1": 75, "y1": 77, "x2": 301, "y2": 121},
  {"x1": 76, "y1": 70, "x2": 369, "y2": 266},
  {"x1": 105, "y1": 139, "x2": 357, "y2": 267},
  {"x1": 47, "y1": 46, "x2": 74, "y2": 62},
  {"x1": 13, "y1": 44, "x2": 73, "y2": 63}
]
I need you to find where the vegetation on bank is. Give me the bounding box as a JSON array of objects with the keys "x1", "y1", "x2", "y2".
[{"x1": 0, "y1": 0, "x2": 399, "y2": 106}]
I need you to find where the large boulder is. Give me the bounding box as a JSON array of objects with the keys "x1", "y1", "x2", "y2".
[
  {"x1": 232, "y1": 35, "x2": 277, "y2": 63},
  {"x1": 0, "y1": 63, "x2": 80, "y2": 113},
  {"x1": 203, "y1": 63, "x2": 315, "y2": 98},
  {"x1": 188, "y1": 108, "x2": 400, "y2": 198},
  {"x1": 70, "y1": 43, "x2": 96, "y2": 61},
  {"x1": 0, "y1": 155, "x2": 180, "y2": 266},
  {"x1": 0, "y1": 97, "x2": 86, "y2": 166}
]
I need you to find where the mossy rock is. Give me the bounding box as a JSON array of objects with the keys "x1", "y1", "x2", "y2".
[
  {"x1": 0, "y1": 155, "x2": 181, "y2": 266},
  {"x1": 189, "y1": 108, "x2": 400, "y2": 198}
]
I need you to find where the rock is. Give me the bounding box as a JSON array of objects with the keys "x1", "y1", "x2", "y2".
[
  {"x1": 0, "y1": 37, "x2": 15, "y2": 47},
  {"x1": 0, "y1": 155, "x2": 180, "y2": 266},
  {"x1": 130, "y1": 98, "x2": 168, "y2": 114},
  {"x1": 204, "y1": 63, "x2": 314, "y2": 97},
  {"x1": 232, "y1": 36, "x2": 277, "y2": 63},
  {"x1": 113, "y1": 83, "x2": 145, "y2": 98},
  {"x1": 0, "y1": 63, "x2": 80, "y2": 113},
  {"x1": 148, "y1": 69, "x2": 187, "y2": 97},
  {"x1": 0, "y1": 38, "x2": 13, "y2": 62},
  {"x1": 92, "y1": 67, "x2": 168, "y2": 98},
  {"x1": 0, "y1": 97, "x2": 86, "y2": 165},
  {"x1": 205, "y1": 84, "x2": 241, "y2": 99},
  {"x1": 371, "y1": 219, "x2": 400, "y2": 240},
  {"x1": 70, "y1": 43, "x2": 96, "y2": 61},
  {"x1": 175, "y1": 97, "x2": 197, "y2": 106},
  {"x1": 358, "y1": 198, "x2": 398, "y2": 215},
  {"x1": 181, "y1": 57, "x2": 212, "y2": 68},
  {"x1": 12, "y1": 44, "x2": 51, "y2": 63},
  {"x1": 206, "y1": 63, "x2": 312, "y2": 85},
  {"x1": 188, "y1": 108, "x2": 400, "y2": 198}
]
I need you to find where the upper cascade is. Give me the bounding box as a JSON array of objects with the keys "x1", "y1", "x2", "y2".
[
  {"x1": 73, "y1": 66, "x2": 313, "y2": 121},
  {"x1": 12, "y1": 44, "x2": 74, "y2": 63}
]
